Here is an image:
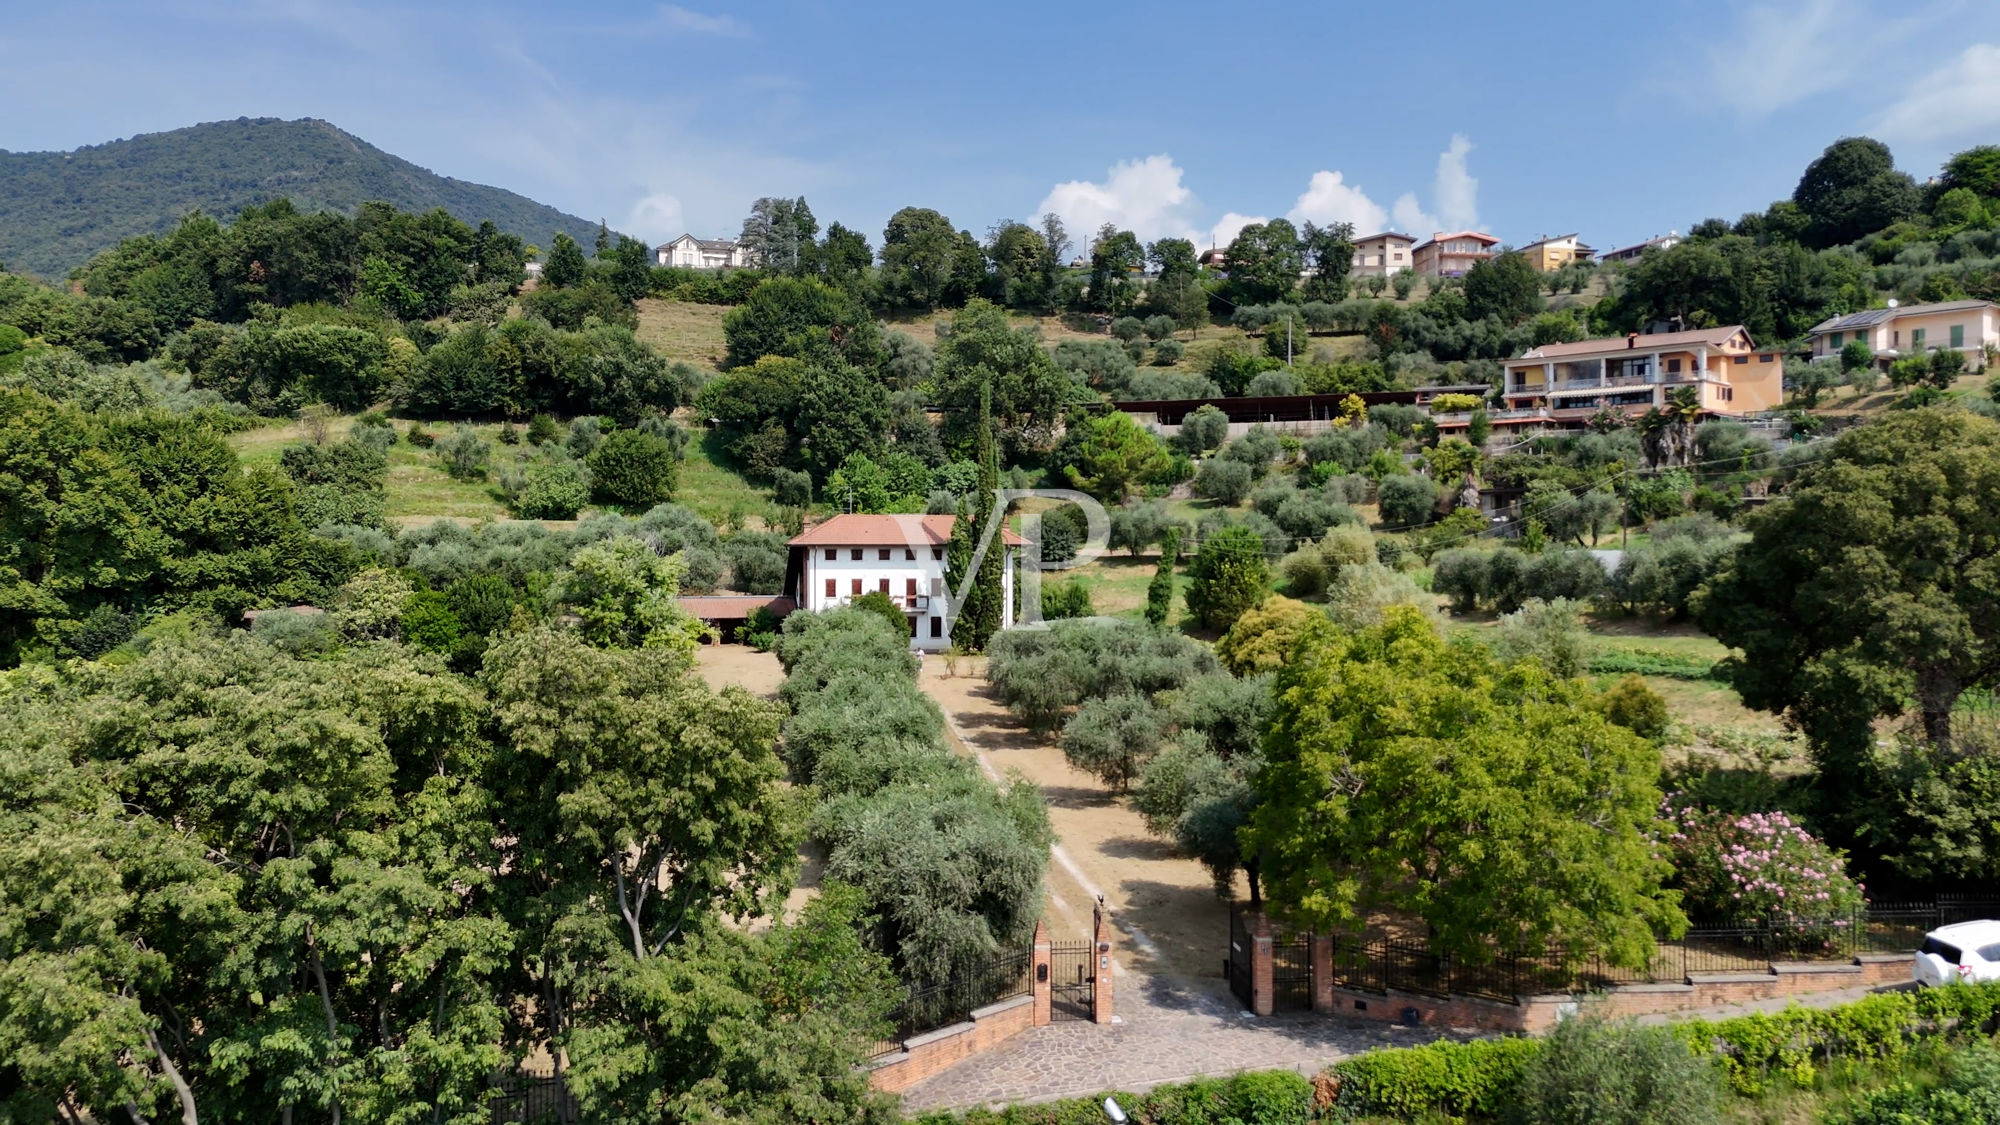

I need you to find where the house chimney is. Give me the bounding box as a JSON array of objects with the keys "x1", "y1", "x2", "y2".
[{"x1": 1627, "y1": 333, "x2": 1638, "y2": 349}]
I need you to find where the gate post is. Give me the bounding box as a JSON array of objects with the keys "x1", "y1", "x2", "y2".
[
  {"x1": 1250, "y1": 911, "x2": 1275, "y2": 1017},
  {"x1": 1032, "y1": 919, "x2": 1052, "y2": 1026},
  {"x1": 1092, "y1": 898, "x2": 1115, "y2": 1025},
  {"x1": 1310, "y1": 932, "x2": 1335, "y2": 1013}
]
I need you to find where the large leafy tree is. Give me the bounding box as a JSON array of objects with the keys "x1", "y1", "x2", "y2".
[
  {"x1": 738, "y1": 196, "x2": 818, "y2": 275},
  {"x1": 1062, "y1": 409, "x2": 1171, "y2": 502},
  {"x1": 1246, "y1": 608, "x2": 1683, "y2": 965},
  {"x1": 1462, "y1": 251, "x2": 1543, "y2": 324},
  {"x1": 1791, "y1": 136, "x2": 1921, "y2": 248},
  {"x1": 721, "y1": 276, "x2": 883, "y2": 369},
  {"x1": 1699, "y1": 410, "x2": 2000, "y2": 797},
  {"x1": 985, "y1": 220, "x2": 1051, "y2": 310},
  {"x1": 879, "y1": 207, "x2": 984, "y2": 310},
  {"x1": 1183, "y1": 524, "x2": 1269, "y2": 631},
  {"x1": 1299, "y1": 221, "x2": 1356, "y2": 303},
  {"x1": 948, "y1": 385, "x2": 1006, "y2": 652},
  {"x1": 1086, "y1": 225, "x2": 1144, "y2": 315},
  {"x1": 1223, "y1": 220, "x2": 1304, "y2": 305},
  {"x1": 931, "y1": 298, "x2": 1073, "y2": 458}
]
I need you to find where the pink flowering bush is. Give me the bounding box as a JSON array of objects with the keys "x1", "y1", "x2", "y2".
[{"x1": 1662, "y1": 803, "x2": 1867, "y2": 932}]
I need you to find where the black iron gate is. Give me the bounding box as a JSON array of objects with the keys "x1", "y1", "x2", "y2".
[
  {"x1": 1226, "y1": 906, "x2": 1255, "y2": 1009},
  {"x1": 1271, "y1": 934, "x2": 1312, "y2": 1011},
  {"x1": 1049, "y1": 940, "x2": 1095, "y2": 1021}
]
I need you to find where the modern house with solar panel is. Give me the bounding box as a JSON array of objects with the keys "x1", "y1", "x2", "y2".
[
  {"x1": 782, "y1": 514, "x2": 1024, "y2": 649},
  {"x1": 1807, "y1": 300, "x2": 1998, "y2": 371}
]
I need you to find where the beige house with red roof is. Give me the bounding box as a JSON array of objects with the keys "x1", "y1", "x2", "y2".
[
  {"x1": 1412, "y1": 231, "x2": 1499, "y2": 277},
  {"x1": 1350, "y1": 232, "x2": 1416, "y2": 278},
  {"x1": 1437, "y1": 326, "x2": 1784, "y2": 440},
  {"x1": 784, "y1": 514, "x2": 1023, "y2": 649}
]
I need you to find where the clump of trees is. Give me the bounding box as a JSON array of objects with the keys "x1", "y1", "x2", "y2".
[{"x1": 778, "y1": 608, "x2": 1051, "y2": 985}]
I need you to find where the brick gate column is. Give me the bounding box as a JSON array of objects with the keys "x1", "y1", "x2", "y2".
[
  {"x1": 1310, "y1": 933, "x2": 1335, "y2": 1013},
  {"x1": 1250, "y1": 911, "x2": 1274, "y2": 1017},
  {"x1": 1031, "y1": 919, "x2": 1052, "y2": 1026},
  {"x1": 1092, "y1": 898, "x2": 1115, "y2": 1025}
]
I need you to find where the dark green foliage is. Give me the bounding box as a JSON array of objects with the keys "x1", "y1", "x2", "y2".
[
  {"x1": 1837, "y1": 1042, "x2": 2000, "y2": 1124},
  {"x1": 587, "y1": 428, "x2": 680, "y2": 508},
  {"x1": 445, "y1": 574, "x2": 514, "y2": 635},
  {"x1": 1184, "y1": 524, "x2": 1269, "y2": 630},
  {"x1": 398, "y1": 589, "x2": 463, "y2": 654},
  {"x1": 1146, "y1": 530, "x2": 1181, "y2": 626},
  {"x1": 1793, "y1": 136, "x2": 1921, "y2": 249},
  {"x1": 1600, "y1": 675, "x2": 1671, "y2": 741},
  {"x1": 278, "y1": 436, "x2": 389, "y2": 528},
  {"x1": 1376, "y1": 473, "x2": 1438, "y2": 528},
  {"x1": 1061, "y1": 693, "x2": 1171, "y2": 788},
  {"x1": 1041, "y1": 579, "x2": 1094, "y2": 620},
  {"x1": 773, "y1": 467, "x2": 813, "y2": 507},
  {"x1": 393, "y1": 318, "x2": 673, "y2": 421},
  {"x1": 1193, "y1": 459, "x2": 1253, "y2": 505},
  {"x1": 1462, "y1": 252, "x2": 1543, "y2": 324},
  {"x1": 850, "y1": 590, "x2": 909, "y2": 638},
  {"x1": 722, "y1": 276, "x2": 883, "y2": 369},
  {"x1": 722, "y1": 531, "x2": 787, "y2": 595},
  {"x1": 779, "y1": 608, "x2": 1050, "y2": 984},
  {"x1": 0, "y1": 118, "x2": 599, "y2": 280},
  {"x1": 1517, "y1": 1017, "x2": 1724, "y2": 1125}
]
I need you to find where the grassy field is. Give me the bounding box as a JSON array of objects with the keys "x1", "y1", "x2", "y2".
[{"x1": 633, "y1": 299, "x2": 732, "y2": 373}]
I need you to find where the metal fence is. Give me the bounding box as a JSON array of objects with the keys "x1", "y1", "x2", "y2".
[
  {"x1": 489, "y1": 1076, "x2": 575, "y2": 1124},
  {"x1": 865, "y1": 949, "x2": 1034, "y2": 1059},
  {"x1": 1240, "y1": 897, "x2": 2000, "y2": 1010}
]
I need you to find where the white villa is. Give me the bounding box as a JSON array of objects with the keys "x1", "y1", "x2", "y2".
[
  {"x1": 784, "y1": 514, "x2": 1022, "y2": 650},
  {"x1": 655, "y1": 233, "x2": 752, "y2": 269}
]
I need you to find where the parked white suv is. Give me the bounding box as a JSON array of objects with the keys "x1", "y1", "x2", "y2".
[{"x1": 1913, "y1": 921, "x2": 2000, "y2": 986}]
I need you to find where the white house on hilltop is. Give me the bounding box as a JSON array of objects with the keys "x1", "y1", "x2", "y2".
[
  {"x1": 783, "y1": 514, "x2": 1023, "y2": 650},
  {"x1": 655, "y1": 233, "x2": 752, "y2": 269}
]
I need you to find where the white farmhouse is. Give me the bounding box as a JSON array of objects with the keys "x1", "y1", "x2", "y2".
[
  {"x1": 654, "y1": 233, "x2": 752, "y2": 269},
  {"x1": 784, "y1": 514, "x2": 1022, "y2": 650}
]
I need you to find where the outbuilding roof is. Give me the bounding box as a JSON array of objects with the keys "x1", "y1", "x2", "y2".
[{"x1": 1809, "y1": 300, "x2": 1995, "y2": 335}]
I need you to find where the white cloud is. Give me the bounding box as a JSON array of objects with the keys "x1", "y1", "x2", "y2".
[
  {"x1": 627, "y1": 192, "x2": 687, "y2": 243},
  {"x1": 1035, "y1": 155, "x2": 1201, "y2": 247},
  {"x1": 1280, "y1": 135, "x2": 1476, "y2": 240},
  {"x1": 1699, "y1": 0, "x2": 1866, "y2": 118},
  {"x1": 1286, "y1": 171, "x2": 1389, "y2": 233},
  {"x1": 1868, "y1": 42, "x2": 2000, "y2": 144},
  {"x1": 654, "y1": 5, "x2": 746, "y2": 36},
  {"x1": 1430, "y1": 134, "x2": 1478, "y2": 231},
  {"x1": 1207, "y1": 212, "x2": 1267, "y2": 249}
]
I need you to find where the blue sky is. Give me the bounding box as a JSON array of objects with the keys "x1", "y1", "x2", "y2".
[{"x1": 3, "y1": 0, "x2": 1997, "y2": 255}]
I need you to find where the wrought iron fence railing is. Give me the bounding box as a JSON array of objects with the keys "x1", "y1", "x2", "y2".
[{"x1": 864, "y1": 949, "x2": 1034, "y2": 1059}]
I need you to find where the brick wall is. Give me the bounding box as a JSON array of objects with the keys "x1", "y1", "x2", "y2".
[
  {"x1": 1303, "y1": 954, "x2": 1913, "y2": 1035},
  {"x1": 868, "y1": 995, "x2": 1037, "y2": 1093}
]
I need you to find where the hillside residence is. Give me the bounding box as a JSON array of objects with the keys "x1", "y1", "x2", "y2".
[
  {"x1": 1412, "y1": 231, "x2": 1500, "y2": 277},
  {"x1": 1808, "y1": 299, "x2": 1998, "y2": 371},
  {"x1": 654, "y1": 233, "x2": 750, "y2": 269},
  {"x1": 1349, "y1": 232, "x2": 1416, "y2": 278},
  {"x1": 1458, "y1": 326, "x2": 1783, "y2": 439},
  {"x1": 1515, "y1": 233, "x2": 1593, "y2": 272},
  {"x1": 784, "y1": 514, "x2": 1023, "y2": 651},
  {"x1": 1599, "y1": 233, "x2": 1681, "y2": 263},
  {"x1": 1197, "y1": 247, "x2": 1228, "y2": 273}
]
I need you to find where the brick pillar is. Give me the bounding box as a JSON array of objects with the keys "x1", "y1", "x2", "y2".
[
  {"x1": 1031, "y1": 919, "x2": 1052, "y2": 1026},
  {"x1": 1250, "y1": 911, "x2": 1274, "y2": 1017},
  {"x1": 1310, "y1": 933, "x2": 1335, "y2": 1014},
  {"x1": 1092, "y1": 898, "x2": 1115, "y2": 1025}
]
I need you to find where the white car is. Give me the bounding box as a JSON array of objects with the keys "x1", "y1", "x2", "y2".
[{"x1": 1913, "y1": 920, "x2": 2000, "y2": 986}]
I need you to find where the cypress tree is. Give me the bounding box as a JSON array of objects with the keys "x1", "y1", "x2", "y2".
[
  {"x1": 950, "y1": 383, "x2": 1007, "y2": 651},
  {"x1": 1145, "y1": 528, "x2": 1180, "y2": 626}
]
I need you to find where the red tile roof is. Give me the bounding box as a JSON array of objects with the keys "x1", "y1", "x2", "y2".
[
  {"x1": 1515, "y1": 326, "x2": 1754, "y2": 362},
  {"x1": 678, "y1": 595, "x2": 795, "y2": 619},
  {"x1": 788, "y1": 513, "x2": 1026, "y2": 548}
]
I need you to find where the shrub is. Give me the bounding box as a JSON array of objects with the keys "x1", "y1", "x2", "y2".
[
  {"x1": 1176, "y1": 404, "x2": 1229, "y2": 456},
  {"x1": 722, "y1": 530, "x2": 787, "y2": 594},
  {"x1": 250, "y1": 608, "x2": 339, "y2": 656},
  {"x1": 1515, "y1": 1016, "x2": 1725, "y2": 1125},
  {"x1": 1041, "y1": 580, "x2": 1095, "y2": 620},
  {"x1": 588, "y1": 428, "x2": 681, "y2": 508},
  {"x1": 1329, "y1": 1036, "x2": 1544, "y2": 1120},
  {"x1": 1225, "y1": 1070, "x2": 1311, "y2": 1125},
  {"x1": 1491, "y1": 597, "x2": 1588, "y2": 679},
  {"x1": 1110, "y1": 316, "x2": 1146, "y2": 342},
  {"x1": 1221, "y1": 426, "x2": 1283, "y2": 476},
  {"x1": 1376, "y1": 474, "x2": 1439, "y2": 529},
  {"x1": 1600, "y1": 674, "x2": 1670, "y2": 741},
  {"x1": 433, "y1": 424, "x2": 491, "y2": 481},
  {"x1": 1325, "y1": 562, "x2": 1433, "y2": 632},
  {"x1": 1184, "y1": 524, "x2": 1269, "y2": 631},
  {"x1": 1432, "y1": 549, "x2": 1488, "y2": 613},
  {"x1": 1152, "y1": 338, "x2": 1185, "y2": 365},
  {"x1": 1061, "y1": 693, "x2": 1170, "y2": 789},
  {"x1": 1193, "y1": 459, "x2": 1253, "y2": 505},
  {"x1": 772, "y1": 467, "x2": 812, "y2": 507},
  {"x1": 509, "y1": 456, "x2": 592, "y2": 519},
  {"x1": 1278, "y1": 547, "x2": 1330, "y2": 598},
  {"x1": 1662, "y1": 805, "x2": 1867, "y2": 930},
  {"x1": 496, "y1": 420, "x2": 520, "y2": 445},
  {"x1": 526, "y1": 414, "x2": 559, "y2": 445},
  {"x1": 565, "y1": 415, "x2": 605, "y2": 458},
  {"x1": 399, "y1": 590, "x2": 463, "y2": 654},
  {"x1": 406, "y1": 424, "x2": 436, "y2": 448}
]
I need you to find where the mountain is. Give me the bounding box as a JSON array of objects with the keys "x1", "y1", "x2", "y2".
[{"x1": 0, "y1": 117, "x2": 608, "y2": 278}]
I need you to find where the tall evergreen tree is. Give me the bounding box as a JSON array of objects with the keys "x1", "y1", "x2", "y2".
[
  {"x1": 950, "y1": 383, "x2": 1006, "y2": 651},
  {"x1": 1145, "y1": 528, "x2": 1180, "y2": 626}
]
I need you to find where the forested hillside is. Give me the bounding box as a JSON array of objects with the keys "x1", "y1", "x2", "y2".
[{"x1": 0, "y1": 117, "x2": 604, "y2": 278}]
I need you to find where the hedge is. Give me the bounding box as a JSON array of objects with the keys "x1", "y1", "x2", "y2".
[{"x1": 911, "y1": 982, "x2": 2000, "y2": 1123}]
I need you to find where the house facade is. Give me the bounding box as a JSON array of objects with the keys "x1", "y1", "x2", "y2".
[
  {"x1": 1515, "y1": 233, "x2": 1593, "y2": 272},
  {"x1": 1412, "y1": 231, "x2": 1500, "y2": 277},
  {"x1": 655, "y1": 233, "x2": 751, "y2": 269},
  {"x1": 1349, "y1": 232, "x2": 1416, "y2": 278},
  {"x1": 1808, "y1": 299, "x2": 1998, "y2": 371},
  {"x1": 784, "y1": 514, "x2": 1021, "y2": 651},
  {"x1": 1599, "y1": 233, "x2": 1680, "y2": 264},
  {"x1": 1445, "y1": 326, "x2": 1783, "y2": 440}
]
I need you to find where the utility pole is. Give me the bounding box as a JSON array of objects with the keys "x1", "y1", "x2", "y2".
[{"x1": 1286, "y1": 315, "x2": 1293, "y2": 366}]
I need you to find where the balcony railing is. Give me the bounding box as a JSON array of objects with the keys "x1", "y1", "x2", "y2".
[{"x1": 836, "y1": 595, "x2": 932, "y2": 611}]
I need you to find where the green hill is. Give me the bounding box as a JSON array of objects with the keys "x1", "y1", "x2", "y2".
[{"x1": 0, "y1": 116, "x2": 606, "y2": 278}]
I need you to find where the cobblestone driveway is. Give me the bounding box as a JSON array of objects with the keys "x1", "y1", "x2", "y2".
[{"x1": 898, "y1": 965, "x2": 1452, "y2": 1111}]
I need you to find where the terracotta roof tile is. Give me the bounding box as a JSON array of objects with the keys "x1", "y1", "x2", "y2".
[{"x1": 787, "y1": 513, "x2": 1026, "y2": 548}]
